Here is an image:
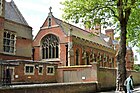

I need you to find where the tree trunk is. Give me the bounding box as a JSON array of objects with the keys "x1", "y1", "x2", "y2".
[{"x1": 116, "y1": 21, "x2": 127, "y2": 92}]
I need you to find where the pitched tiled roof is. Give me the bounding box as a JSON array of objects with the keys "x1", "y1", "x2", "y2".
[
  {"x1": 5, "y1": 0, "x2": 28, "y2": 26},
  {"x1": 54, "y1": 17, "x2": 110, "y2": 48}
]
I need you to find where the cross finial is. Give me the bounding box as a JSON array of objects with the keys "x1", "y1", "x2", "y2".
[{"x1": 49, "y1": 6, "x2": 52, "y2": 13}]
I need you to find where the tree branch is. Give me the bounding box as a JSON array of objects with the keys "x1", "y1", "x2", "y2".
[
  {"x1": 117, "y1": 0, "x2": 124, "y2": 22},
  {"x1": 125, "y1": 0, "x2": 136, "y2": 23},
  {"x1": 105, "y1": 6, "x2": 119, "y2": 19},
  {"x1": 92, "y1": 5, "x2": 119, "y2": 20}
]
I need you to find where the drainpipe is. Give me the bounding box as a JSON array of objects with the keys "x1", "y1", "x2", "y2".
[{"x1": 32, "y1": 47, "x2": 35, "y2": 61}]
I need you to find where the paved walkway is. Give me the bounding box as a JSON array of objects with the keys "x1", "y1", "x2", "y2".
[
  {"x1": 98, "y1": 86, "x2": 140, "y2": 93},
  {"x1": 133, "y1": 86, "x2": 140, "y2": 93}
]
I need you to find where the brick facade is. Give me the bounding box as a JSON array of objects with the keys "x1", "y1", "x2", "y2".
[
  {"x1": 33, "y1": 11, "x2": 116, "y2": 68},
  {"x1": 33, "y1": 10, "x2": 134, "y2": 71},
  {"x1": 0, "y1": 0, "x2": 33, "y2": 60},
  {"x1": 1, "y1": 60, "x2": 58, "y2": 84},
  {"x1": 13, "y1": 61, "x2": 57, "y2": 83}
]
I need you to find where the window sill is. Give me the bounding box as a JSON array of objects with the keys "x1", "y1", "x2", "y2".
[
  {"x1": 24, "y1": 73, "x2": 34, "y2": 75},
  {"x1": 38, "y1": 73, "x2": 43, "y2": 75},
  {"x1": 2, "y1": 52, "x2": 15, "y2": 55},
  {"x1": 41, "y1": 58, "x2": 60, "y2": 62},
  {"x1": 47, "y1": 73, "x2": 55, "y2": 75}
]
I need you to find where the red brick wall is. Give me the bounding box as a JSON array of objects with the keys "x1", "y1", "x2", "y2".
[
  {"x1": 59, "y1": 44, "x2": 66, "y2": 66},
  {"x1": 72, "y1": 41, "x2": 115, "y2": 68},
  {"x1": 1, "y1": 69, "x2": 140, "y2": 93},
  {"x1": 16, "y1": 38, "x2": 32, "y2": 58},
  {"x1": 0, "y1": 82, "x2": 97, "y2": 93},
  {"x1": 0, "y1": 17, "x2": 4, "y2": 53},
  {"x1": 33, "y1": 25, "x2": 69, "y2": 67},
  {"x1": 0, "y1": 54, "x2": 31, "y2": 60},
  {"x1": 97, "y1": 68, "x2": 140, "y2": 90},
  {"x1": 0, "y1": 38, "x2": 32, "y2": 60},
  {"x1": 97, "y1": 68, "x2": 116, "y2": 90},
  {"x1": 57, "y1": 64, "x2": 97, "y2": 83},
  {"x1": 0, "y1": 17, "x2": 4, "y2": 30},
  {"x1": 33, "y1": 47, "x2": 40, "y2": 60},
  {"x1": 13, "y1": 62, "x2": 57, "y2": 83}
]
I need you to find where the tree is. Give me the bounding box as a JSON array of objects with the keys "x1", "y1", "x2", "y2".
[{"x1": 61, "y1": 0, "x2": 140, "y2": 92}]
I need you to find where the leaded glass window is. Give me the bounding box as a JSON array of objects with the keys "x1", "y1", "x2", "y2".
[
  {"x1": 3, "y1": 31, "x2": 16, "y2": 53},
  {"x1": 42, "y1": 34, "x2": 59, "y2": 59},
  {"x1": 47, "y1": 66, "x2": 55, "y2": 75}
]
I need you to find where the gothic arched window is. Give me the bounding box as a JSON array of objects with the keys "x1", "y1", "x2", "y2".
[{"x1": 41, "y1": 34, "x2": 59, "y2": 59}]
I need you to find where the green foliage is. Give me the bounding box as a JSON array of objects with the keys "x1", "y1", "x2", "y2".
[
  {"x1": 134, "y1": 64, "x2": 140, "y2": 72},
  {"x1": 61, "y1": 0, "x2": 118, "y2": 27},
  {"x1": 127, "y1": 4, "x2": 140, "y2": 48},
  {"x1": 61, "y1": 0, "x2": 140, "y2": 50}
]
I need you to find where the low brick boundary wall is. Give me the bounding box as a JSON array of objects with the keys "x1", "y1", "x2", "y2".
[
  {"x1": 0, "y1": 82, "x2": 97, "y2": 93},
  {"x1": 97, "y1": 68, "x2": 140, "y2": 91}
]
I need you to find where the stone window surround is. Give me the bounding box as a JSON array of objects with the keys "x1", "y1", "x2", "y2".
[
  {"x1": 38, "y1": 65, "x2": 43, "y2": 75},
  {"x1": 41, "y1": 34, "x2": 59, "y2": 59},
  {"x1": 24, "y1": 64, "x2": 35, "y2": 75},
  {"x1": 46, "y1": 66, "x2": 55, "y2": 75},
  {"x1": 3, "y1": 31, "x2": 16, "y2": 55}
]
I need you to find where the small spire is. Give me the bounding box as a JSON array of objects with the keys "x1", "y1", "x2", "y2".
[
  {"x1": 48, "y1": 6, "x2": 52, "y2": 16},
  {"x1": 49, "y1": 6, "x2": 52, "y2": 13}
]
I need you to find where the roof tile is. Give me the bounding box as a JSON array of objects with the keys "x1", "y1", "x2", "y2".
[{"x1": 5, "y1": 1, "x2": 28, "y2": 26}]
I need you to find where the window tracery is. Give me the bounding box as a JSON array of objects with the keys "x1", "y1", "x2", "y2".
[{"x1": 42, "y1": 34, "x2": 59, "y2": 59}]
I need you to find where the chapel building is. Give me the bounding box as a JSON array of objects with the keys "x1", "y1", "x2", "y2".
[{"x1": 33, "y1": 8, "x2": 116, "y2": 68}]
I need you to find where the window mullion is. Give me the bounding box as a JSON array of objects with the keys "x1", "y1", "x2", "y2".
[
  {"x1": 51, "y1": 45, "x2": 53, "y2": 58},
  {"x1": 42, "y1": 34, "x2": 59, "y2": 59},
  {"x1": 54, "y1": 47, "x2": 56, "y2": 58},
  {"x1": 43, "y1": 47, "x2": 45, "y2": 59}
]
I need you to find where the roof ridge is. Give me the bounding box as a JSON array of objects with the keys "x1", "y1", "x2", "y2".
[
  {"x1": 54, "y1": 17, "x2": 111, "y2": 48},
  {"x1": 54, "y1": 17, "x2": 98, "y2": 36}
]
